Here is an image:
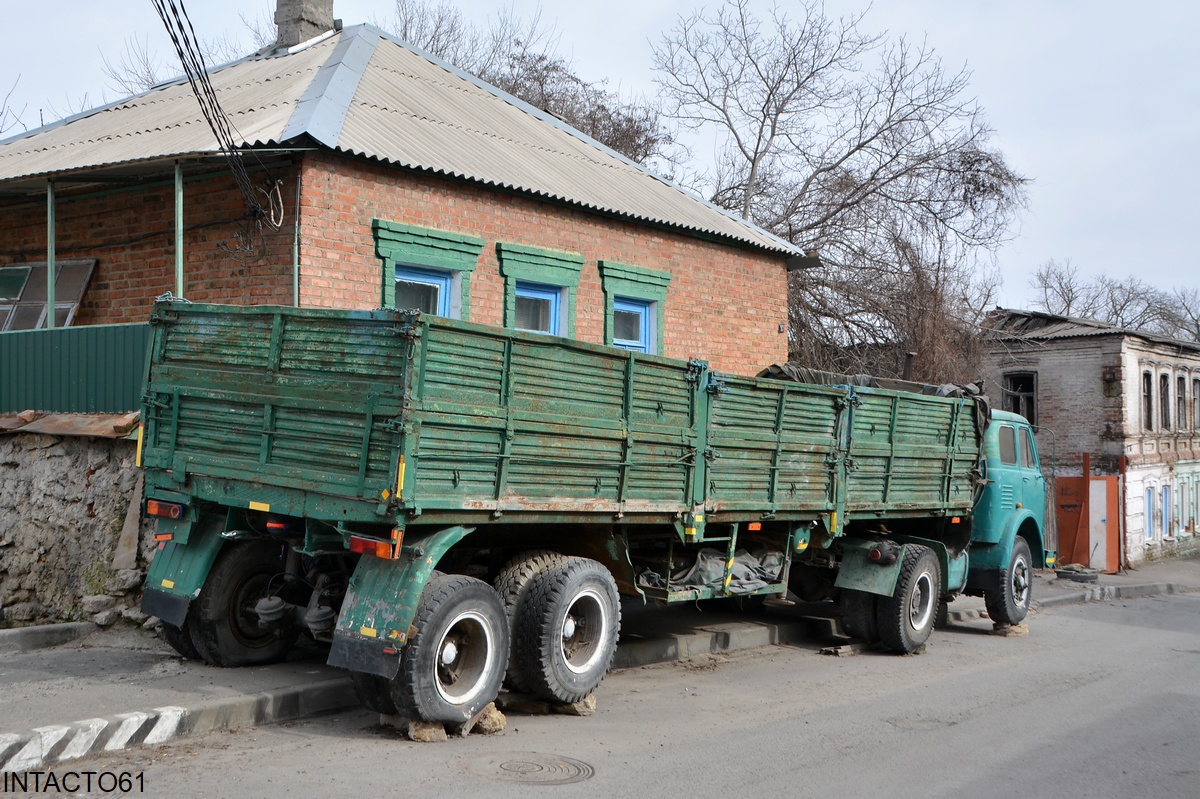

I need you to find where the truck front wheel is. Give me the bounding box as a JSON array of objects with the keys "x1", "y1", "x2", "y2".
[
  {"x1": 985, "y1": 537, "x2": 1032, "y2": 625},
  {"x1": 191, "y1": 540, "x2": 299, "y2": 667},
  {"x1": 516, "y1": 557, "x2": 620, "y2": 704},
  {"x1": 390, "y1": 574, "x2": 509, "y2": 724},
  {"x1": 876, "y1": 545, "x2": 940, "y2": 654}
]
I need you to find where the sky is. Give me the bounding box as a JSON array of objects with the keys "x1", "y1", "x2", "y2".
[{"x1": 3, "y1": 0, "x2": 1197, "y2": 309}]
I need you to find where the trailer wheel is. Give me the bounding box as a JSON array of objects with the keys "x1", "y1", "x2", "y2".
[
  {"x1": 351, "y1": 671, "x2": 399, "y2": 716},
  {"x1": 494, "y1": 550, "x2": 569, "y2": 693},
  {"x1": 985, "y1": 537, "x2": 1033, "y2": 625},
  {"x1": 190, "y1": 540, "x2": 299, "y2": 667},
  {"x1": 516, "y1": 557, "x2": 621, "y2": 704},
  {"x1": 839, "y1": 590, "x2": 879, "y2": 643},
  {"x1": 390, "y1": 574, "x2": 508, "y2": 724},
  {"x1": 161, "y1": 618, "x2": 202, "y2": 660},
  {"x1": 876, "y1": 545, "x2": 940, "y2": 654}
]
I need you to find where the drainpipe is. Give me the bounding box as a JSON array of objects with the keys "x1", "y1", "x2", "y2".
[
  {"x1": 293, "y1": 167, "x2": 302, "y2": 306},
  {"x1": 175, "y1": 161, "x2": 184, "y2": 298},
  {"x1": 46, "y1": 179, "x2": 55, "y2": 329}
]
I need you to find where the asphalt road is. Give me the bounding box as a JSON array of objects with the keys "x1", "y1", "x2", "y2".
[{"x1": 26, "y1": 593, "x2": 1199, "y2": 799}]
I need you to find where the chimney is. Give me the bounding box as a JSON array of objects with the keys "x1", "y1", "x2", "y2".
[{"x1": 275, "y1": 0, "x2": 335, "y2": 49}]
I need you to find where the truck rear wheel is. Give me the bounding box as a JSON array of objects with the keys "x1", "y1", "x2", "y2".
[
  {"x1": 494, "y1": 549, "x2": 569, "y2": 693},
  {"x1": 876, "y1": 545, "x2": 940, "y2": 654},
  {"x1": 191, "y1": 540, "x2": 299, "y2": 667},
  {"x1": 839, "y1": 590, "x2": 879, "y2": 643},
  {"x1": 351, "y1": 671, "x2": 399, "y2": 716},
  {"x1": 516, "y1": 557, "x2": 620, "y2": 704},
  {"x1": 985, "y1": 537, "x2": 1032, "y2": 625},
  {"x1": 390, "y1": 574, "x2": 508, "y2": 724},
  {"x1": 161, "y1": 618, "x2": 202, "y2": 660}
]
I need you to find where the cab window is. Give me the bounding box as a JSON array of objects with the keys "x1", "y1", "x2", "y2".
[
  {"x1": 998, "y1": 425, "x2": 1017, "y2": 465},
  {"x1": 1020, "y1": 428, "x2": 1038, "y2": 469}
]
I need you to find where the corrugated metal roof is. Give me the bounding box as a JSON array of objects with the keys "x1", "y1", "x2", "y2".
[
  {"x1": 0, "y1": 25, "x2": 796, "y2": 255},
  {"x1": 984, "y1": 308, "x2": 1200, "y2": 353}
]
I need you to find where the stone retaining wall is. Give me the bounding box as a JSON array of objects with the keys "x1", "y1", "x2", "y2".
[{"x1": 0, "y1": 434, "x2": 152, "y2": 626}]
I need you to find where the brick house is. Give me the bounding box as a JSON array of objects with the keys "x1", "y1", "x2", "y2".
[
  {"x1": 0, "y1": 1, "x2": 801, "y2": 377},
  {"x1": 981, "y1": 308, "x2": 1200, "y2": 565}
]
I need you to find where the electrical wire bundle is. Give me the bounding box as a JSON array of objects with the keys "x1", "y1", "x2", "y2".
[{"x1": 152, "y1": 0, "x2": 284, "y2": 260}]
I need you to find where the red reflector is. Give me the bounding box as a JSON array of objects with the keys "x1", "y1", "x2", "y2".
[
  {"x1": 349, "y1": 535, "x2": 400, "y2": 560},
  {"x1": 154, "y1": 533, "x2": 174, "y2": 542},
  {"x1": 266, "y1": 520, "x2": 288, "y2": 533},
  {"x1": 951, "y1": 516, "x2": 961, "y2": 524},
  {"x1": 146, "y1": 500, "x2": 184, "y2": 519},
  {"x1": 747, "y1": 522, "x2": 762, "y2": 531}
]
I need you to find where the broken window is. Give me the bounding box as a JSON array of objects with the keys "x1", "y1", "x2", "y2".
[
  {"x1": 1143, "y1": 372, "x2": 1154, "y2": 431},
  {"x1": 1003, "y1": 372, "x2": 1036, "y2": 426},
  {"x1": 1160, "y1": 373, "x2": 1171, "y2": 430},
  {"x1": 1193, "y1": 378, "x2": 1200, "y2": 430},
  {"x1": 0, "y1": 259, "x2": 95, "y2": 330},
  {"x1": 1179, "y1": 376, "x2": 1188, "y2": 431}
]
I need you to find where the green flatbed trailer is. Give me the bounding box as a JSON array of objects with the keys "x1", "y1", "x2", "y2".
[{"x1": 139, "y1": 301, "x2": 1045, "y2": 723}]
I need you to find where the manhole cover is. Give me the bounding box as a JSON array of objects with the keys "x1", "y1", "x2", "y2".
[{"x1": 463, "y1": 752, "x2": 595, "y2": 785}]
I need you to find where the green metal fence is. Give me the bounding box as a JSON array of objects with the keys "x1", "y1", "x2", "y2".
[{"x1": 0, "y1": 323, "x2": 150, "y2": 413}]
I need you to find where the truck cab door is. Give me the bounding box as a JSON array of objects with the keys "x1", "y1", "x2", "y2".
[{"x1": 1019, "y1": 425, "x2": 1046, "y2": 525}]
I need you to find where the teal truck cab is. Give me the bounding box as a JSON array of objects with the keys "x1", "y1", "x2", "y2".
[{"x1": 138, "y1": 302, "x2": 1045, "y2": 725}]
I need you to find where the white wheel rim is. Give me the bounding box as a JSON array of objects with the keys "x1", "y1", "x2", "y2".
[
  {"x1": 1012, "y1": 555, "x2": 1031, "y2": 608},
  {"x1": 560, "y1": 587, "x2": 609, "y2": 675},
  {"x1": 908, "y1": 571, "x2": 935, "y2": 632},
  {"x1": 434, "y1": 610, "x2": 495, "y2": 706}
]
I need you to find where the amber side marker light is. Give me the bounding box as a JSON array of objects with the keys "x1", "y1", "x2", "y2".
[
  {"x1": 348, "y1": 528, "x2": 404, "y2": 560},
  {"x1": 146, "y1": 500, "x2": 184, "y2": 519}
]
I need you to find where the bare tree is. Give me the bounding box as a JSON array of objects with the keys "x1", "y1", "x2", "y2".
[
  {"x1": 654, "y1": 0, "x2": 1028, "y2": 381},
  {"x1": 381, "y1": 0, "x2": 673, "y2": 165},
  {"x1": 1, "y1": 76, "x2": 26, "y2": 135},
  {"x1": 1030, "y1": 259, "x2": 1200, "y2": 342}
]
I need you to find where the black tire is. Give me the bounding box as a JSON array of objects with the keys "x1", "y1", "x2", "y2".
[
  {"x1": 934, "y1": 598, "x2": 950, "y2": 630},
  {"x1": 494, "y1": 549, "x2": 569, "y2": 693},
  {"x1": 985, "y1": 537, "x2": 1033, "y2": 625},
  {"x1": 876, "y1": 545, "x2": 941, "y2": 654},
  {"x1": 840, "y1": 589, "x2": 879, "y2": 643},
  {"x1": 390, "y1": 574, "x2": 508, "y2": 724},
  {"x1": 351, "y1": 670, "x2": 399, "y2": 716},
  {"x1": 515, "y1": 557, "x2": 621, "y2": 704},
  {"x1": 191, "y1": 540, "x2": 299, "y2": 667},
  {"x1": 161, "y1": 619, "x2": 202, "y2": 660}
]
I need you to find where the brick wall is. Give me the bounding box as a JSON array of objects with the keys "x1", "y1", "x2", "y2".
[
  {"x1": 0, "y1": 166, "x2": 297, "y2": 324},
  {"x1": 297, "y1": 152, "x2": 790, "y2": 374},
  {"x1": 1, "y1": 152, "x2": 790, "y2": 374}
]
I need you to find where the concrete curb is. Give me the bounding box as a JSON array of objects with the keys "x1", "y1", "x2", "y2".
[
  {"x1": 1033, "y1": 581, "x2": 1193, "y2": 608},
  {"x1": 0, "y1": 678, "x2": 358, "y2": 772},
  {"x1": 0, "y1": 622, "x2": 93, "y2": 655}
]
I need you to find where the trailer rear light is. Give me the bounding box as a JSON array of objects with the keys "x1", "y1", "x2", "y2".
[
  {"x1": 266, "y1": 519, "x2": 289, "y2": 535},
  {"x1": 154, "y1": 533, "x2": 174, "y2": 542},
  {"x1": 747, "y1": 522, "x2": 762, "y2": 531},
  {"x1": 146, "y1": 500, "x2": 184, "y2": 519},
  {"x1": 349, "y1": 528, "x2": 404, "y2": 559}
]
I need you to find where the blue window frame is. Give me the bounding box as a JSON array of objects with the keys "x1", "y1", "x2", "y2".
[
  {"x1": 613, "y1": 297, "x2": 651, "y2": 353},
  {"x1": 514, "y1": 281, "x2": 561, "y2": 334},
  {"x1": 395, "y1": 265, "x2": 451, "y2": 316},
  {"x1": 1163, "y1": 485, "x2": 1172, "y2": 537},
  {"x1": 1146, "y1": 487, "x2": 1156, "y2": 540}
]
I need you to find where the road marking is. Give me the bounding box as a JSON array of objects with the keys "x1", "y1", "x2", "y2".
[
  {"x1": 105, "y1": 712, "x2": 151, "y2": 751},
  {"x1": 6, "y1": 725, "x2": 71, "y2": 771},
  {"x1": 59, "y1": 718, "x2": 109, "y2": 761},
  {"x1": 145, "y1": 707, "x2": 187, "y2": 744}
]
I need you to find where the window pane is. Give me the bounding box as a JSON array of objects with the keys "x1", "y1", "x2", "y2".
[
  {"x1": 1020, "y1": 429, "x2": 1036, "y2": 468},
  {"x1": 515, "y1": 294, "x2": 552, "y2": 332},
  {"x1": 396, "y1": 278, "x2": 440, "y2": 314},
  {"x1": 998, "y1": 426, "x2": 1017, "y2": 465},
  {"x1": 614, "y1": 309, "x2": 642, "y2": 343},
  {"x1": 0, "y1": 306, "x2": 11, "y2": 330},
  {"x1": 9, "y1": 304, "x2": 43, "y2": 330},
  {"x1": 0, "y1": 267, "x2": 30, "y2": 300}
]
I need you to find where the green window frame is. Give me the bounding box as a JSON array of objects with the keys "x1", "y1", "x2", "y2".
[
  {"x1": 497, "y1": 242, "x2": 584, "y2": 337},
  {"x1": 373, "y1": 219, "x2": 484, "y2": 319},
  {"x1": 598, "y1": 260, "x2": 671, "y2": 355}
]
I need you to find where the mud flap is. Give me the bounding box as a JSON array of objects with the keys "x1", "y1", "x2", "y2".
[
  {"x1": 327, "y1": 525, "x2": 474, "y2": 678},
  {"x1": 834, "y1": 539, "x2": 905, "y2": 598},
  {"x1": 139, "y1": 515, "x2": 227, "y2": 625}
]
